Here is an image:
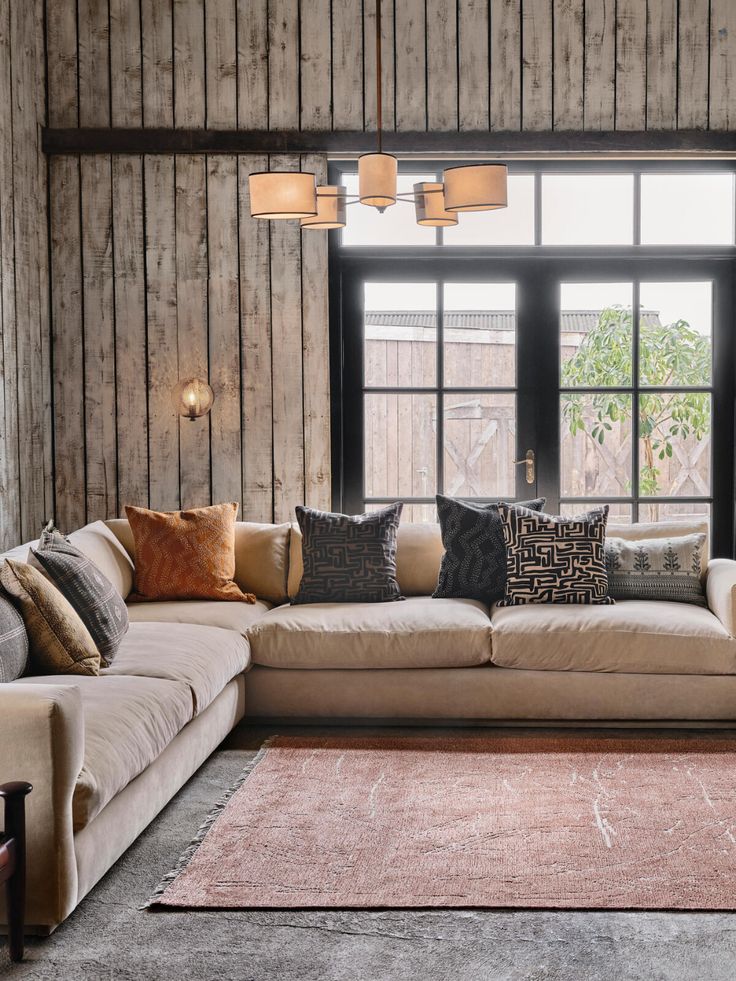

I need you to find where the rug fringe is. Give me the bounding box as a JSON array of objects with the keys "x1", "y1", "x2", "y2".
[{"x1": 142, "y1": 735, "x2": 278, "y2": 910}]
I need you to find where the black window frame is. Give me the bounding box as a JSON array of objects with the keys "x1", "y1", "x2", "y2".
[{"x1": 328, "y1": 159, "x2": 736, "y2": 557}]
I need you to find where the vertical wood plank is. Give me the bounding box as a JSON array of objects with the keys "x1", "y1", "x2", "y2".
[
  {"x1": 490, "y1": 0, "x2": 521, "y2": 130},
  {"x1": 113, "y1": 155, "x2": 149, "y2": 510},
  {"x1": 46, "y1": 0, "x2": 79, "y2": 126},
  {"x1": 236, "y1": 0, "x2": 268, "y2": 128},
  {"x1": 300, "y1": 153, "x2": 331, "y2": 510},
  {"x1": 81, "y1": 156, "x2": 117, "y2": 521},
  {"x1": 268, "y1": 153, "x2": 304, "y2": 522},
  {"x1": 395, "y1": 0, "x2": 427, "y2": 130},
  {"x1": 615, "y1": 0, "x2": 647, "y2": 130},
  {"x1": 207, "y1": 155, "x2": 242, "y2": 505},
  {"x1": 553, "y1": 0, "x2": 584, "y2": 130},
  {"x1": 364, "y1": 0, "x2": 395, "y2": 131},
  {"x1": 677, "y1": 0, "x2": 710, "y2": 129},
  {"x1": 646, "y1": 0, "x2": 677, "y2": 129},
  {"x1": 110, "y1": 0, "x2": 143, "y2": 126},
  {"x1": 522, "y1": 0, "x2": 553, "y2": 131},
  {"x1": 78, "y1": 0, "x2": 111, "y2": 126},
  {"x1": 427, "y1": 0, "x2": 458, "y2": 130},
  {"x1": 206, "y1": 0, "x2": 237, "y2": 128},
  {"x1": 457, "y1": 0, "x2": 487, "y2": 131},
  {"x1": 268, "y1": 0, "x2": 300, "y2": 129},
  {"x1": 710, "y1": 0, "x2": 736, "y2": 130},
  {"x1": 175, "y1": 154, "x2": 211, "y2": 508},
  {"x1": 583, "y1": 0, "x2": 615, "y2": 130},
  {"x1": 301, "y1": 0, "x2": 332, "y2": 129},
  {"x1": 141, "y1": 0, "x2": 174, "y2": 126},
  {"x1": 144, "y1": 156, "x2": 180, "y2": 511},
  {"x1": 238, "y1": 155, "x2": 273, "y2": 522},
  {"x1": 50, "y1": 157, "x2": 86, "y2": 531},
  {"x1": 331, "y1": 0, "x2": 362, "y2": 130},
  {"x1": 0, "y1": 0, "x2": 19, "y2": 545},
  {"x1": 174, "y1": 0, "x2": 206, "y2": 127},
  {"x1": 12, "y1": 0, "x2": 47, "y2": 538}
]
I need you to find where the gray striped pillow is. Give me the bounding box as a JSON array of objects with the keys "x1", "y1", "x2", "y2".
[
  {"x1": 0, "y1": 590, "x2": 28, "y2": 682},
  {"x1": 31, "y1": 524, "x2": 129, "y2": 665}
]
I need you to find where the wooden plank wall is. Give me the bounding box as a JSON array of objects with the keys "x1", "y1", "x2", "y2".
[
  {"x1": 0, "y1": 0, "x2": 50, "y2": 550},
  {"x1": 35, "y1": 0, "x2": 736, "y2": 536}
]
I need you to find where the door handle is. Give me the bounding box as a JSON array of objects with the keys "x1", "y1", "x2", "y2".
[{"x1": 513, "y1": 449, "x2": 535, "y2": 485}]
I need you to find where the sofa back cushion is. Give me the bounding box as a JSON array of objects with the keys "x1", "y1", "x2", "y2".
[
  {"x1": 68, "y1": 520, "x2": 135, "y2": 599},
  {"x1": 105, "y1": 518, "x2": 291, "y2": 606}
]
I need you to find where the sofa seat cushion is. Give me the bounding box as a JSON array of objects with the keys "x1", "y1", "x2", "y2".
[
  {"x1": 16, "y1": 674, "x2": 193, "y2": 830},
  {"x1": 126, "y1": 598, "x2": 271, "y2": 634},
  {"x1": 248, "y1": 596, "x2": 492, "y2": 669},
  {"x1": 102, "y1": 621, "x2": 250, "y2": 714},
  {"x1": 490, "y1": 599, "x2": 736, "y2": 675}
]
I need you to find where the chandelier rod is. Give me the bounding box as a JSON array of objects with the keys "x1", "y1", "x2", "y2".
[{"x1": 376, "y1": 0, "x2": 383, "y2": 155}]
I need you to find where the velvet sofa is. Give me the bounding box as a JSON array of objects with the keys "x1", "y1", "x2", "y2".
[{"x1": 2, "y1": 515, "x2": 736, "y2": 933}]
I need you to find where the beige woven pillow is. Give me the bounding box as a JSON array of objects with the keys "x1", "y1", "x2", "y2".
[{"x1": 1, "y1": 559, "x2": 100, "y2": 676}]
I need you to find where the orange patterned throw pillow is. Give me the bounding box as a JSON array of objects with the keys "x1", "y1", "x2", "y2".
[{"x1": 125, "y1": 503, "x2": 256, "y2": 604}]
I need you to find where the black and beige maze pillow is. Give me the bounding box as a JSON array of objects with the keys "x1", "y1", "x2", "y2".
[
  {"x1": 605, "y1": 533, "x2": 707, "y2": 605},
  {"x1": 497, "y1": 504, "x2": 613, "y2": 606},
  {"x1": 293, "y1": 503, "x2": 403, "y2": 604}
]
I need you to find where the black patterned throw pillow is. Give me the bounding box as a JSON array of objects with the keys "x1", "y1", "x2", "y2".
[
  {"x1": 31, "y1": 522, "x2": 129, "y2": 665},
  {"x1": 433, "y1": 496, "x2": 546, "y2": 603},
  {"x1": 497, "y1": 504, "x2": 613, "y2": 606},
  {"x1": 293, "y1": 504, "x2": 403, "y2": 604}
]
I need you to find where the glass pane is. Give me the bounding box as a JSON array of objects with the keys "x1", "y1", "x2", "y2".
[
  {"x1": 341, "y1": 173, "x2": 437, "y2": 246},
  {"x1": 641, "y1": 174, "x2": 735, "y2": 245},
  {"x1": 443, "y1": 283, "x2": 516, "y2": 388},
  {"x1": 558, "y1": 502, "x2": 633, "y2": 523},
  {"x1": 639, "y1": 282, "x2": 712, "y2": 387},
  {"x1": 638, "y1": 501, "x2": 710, "y2": 525},
  {"x1": 364, "y1": 283, "x2": 436, "y2": 387},
  {"x1": 639, "y1": 393, "x2": 711, "y2": 497},
  {"x1": 443, "y1": 393, "x2": 515, "y2": 497},
  {"x1": 560, "y1": 283, "x2": 633, "y2": 387},
  {"x1": 442, "y1": 175, "x2": 535, "y2": 246},
  {"x1": 364, "y1": 393, "x2": 436, "y2": 498},
  {"x1": 365, "y1": 502, "x2": 438, "y2": 523},
  {"x1": 561, "y1": 393, "x2": 633, "y2": 497},
  {"x1": 542, "y1": 174, "x2": 634, "y2": 245}
]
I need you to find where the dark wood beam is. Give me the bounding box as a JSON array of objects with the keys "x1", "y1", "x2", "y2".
[{"x1": 42, "y1": 127, "x2": 736, "y2": 157}]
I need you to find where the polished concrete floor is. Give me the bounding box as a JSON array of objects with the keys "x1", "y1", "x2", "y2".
[{"x1": 3, "y1": 725, "x2": 736, "y2": 981}]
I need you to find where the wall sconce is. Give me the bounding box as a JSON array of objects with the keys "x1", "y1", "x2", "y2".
[{"x1": 173, "y1": 378, "x2": 215, "y2": 421}]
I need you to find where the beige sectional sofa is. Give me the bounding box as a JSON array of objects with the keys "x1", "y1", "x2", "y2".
[{"x1": 2, "y1": 515, "x2": 736, "y2": 933}]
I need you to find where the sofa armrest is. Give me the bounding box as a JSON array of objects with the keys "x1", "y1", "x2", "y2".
[
  {"x1": 0, "y1": 684, "x2": 84, "y2": 932},
  {"x1": 706, "y1": 559, "x2": 736, "y2": 637}
]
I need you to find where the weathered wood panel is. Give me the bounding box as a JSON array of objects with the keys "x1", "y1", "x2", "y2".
[
  {"x1": 268, "y1": 0, "x2": 300, "y2": 129},
  {"x1": 395, "y1": 0, "x2": 427, "y2": 131},
  {"x1": 646, "y1": 0, "x2": 677, "y2": 130},
  {"x1": 330, "y1": 0, "x2": 361, "y2": 130},
  {"x1": 710, "y1": 0, "x2": 736, "y2": 130},
  {"x1": 553, "y1": 0, "x2": 584, "y2": 130},
  {"x1": 583, "y1": 0, "x2": 615, "y2": 130},
  {"x1": 457, "y1": 0, "x2": 487, "y2": 131},
  {"x1": 46, "y1": 0, "x2": 78, "y2": 126},
  {"x1": 78, "y1": 0, "x2": 110, "y2": 126},
  {"x1": 175, "y1": 154, "x2": 211, "y2": 508},
  {"x1": 522, "y1": 0, "x2": 553, "y2": 131},
  {"x1": 236, "y1": 0, "x2": 268, "y2": 128},
  {"x1": 174, "y1": 0, "x2": 206, "y2": 128},
  {"x1": 207, "y1": 155, "x2": 242, "y2": 504},
  {"x1": 268, "y1": 154, "x2": 305, "y2": 521},
  {"x1": 678, "y1": 0, "x2": 710, "y2": 129},
  {"x1": 615, "y1": 0, "x2": 647, "y2": 130},
  {"x1": 491, "y1": 0, "x2": 522, "y2": 131},
  {"x1": 141, "y1": 0, "x2": 174, "y2": 126},
  {"x1": 364, "y1": 0, "x2": 395, "y2": 131},
  {"x1": 238, "y1": 154, "x2": 274, "y2": 521},
  {"x1": 206, "y1": 0, "x2": 237, "y2": 129},
  {"x1": 110, "y1": 0, "x2": 143, "y2": 126},
  {"x1": 427, "y1": 0, "x2": 458, "y2": 131}
]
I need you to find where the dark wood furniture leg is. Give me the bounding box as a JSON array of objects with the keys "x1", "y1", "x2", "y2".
[{"x1": 0, "y1": 782, "x2": 33, "y2": 963}]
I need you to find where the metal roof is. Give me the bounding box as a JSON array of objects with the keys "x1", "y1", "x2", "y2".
[{"x1": 365, "y1": 310, "x2": 662, "y2": 331}]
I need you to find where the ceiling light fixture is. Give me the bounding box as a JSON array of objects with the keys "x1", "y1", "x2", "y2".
[{"x1": 248, "y1": 0, "x2": 508, "y2": 230}]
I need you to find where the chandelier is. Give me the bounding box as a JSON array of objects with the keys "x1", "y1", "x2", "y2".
[{"x1": 248, "y1": 0, "x2": 508, "y2": 230}]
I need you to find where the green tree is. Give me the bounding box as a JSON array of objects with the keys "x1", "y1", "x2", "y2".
[{"x1": 561, "y1": 306, "x2": 710, "y2": 499}]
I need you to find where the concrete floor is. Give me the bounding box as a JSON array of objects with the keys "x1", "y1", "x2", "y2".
[{"x1": 4, "y1": 725, "x2": 736, "y2": 981}]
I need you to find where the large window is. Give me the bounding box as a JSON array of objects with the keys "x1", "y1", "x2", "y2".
[{"x1": 332, "y1": 163, "x2": 736, "y2": 555}]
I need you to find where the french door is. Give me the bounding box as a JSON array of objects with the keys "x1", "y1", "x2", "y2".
[{"x1": 335, "y1": 256, "x2": 734, "y2": 556}]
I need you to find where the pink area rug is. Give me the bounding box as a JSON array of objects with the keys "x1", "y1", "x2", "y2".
[{"x1": 148, "y1": 733, "x2": 736, "y2": 910}]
